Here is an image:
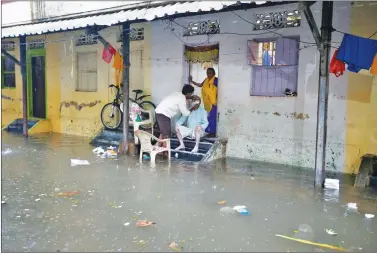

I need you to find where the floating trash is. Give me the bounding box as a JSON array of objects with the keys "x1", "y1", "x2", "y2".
[
  {"x1": 136, "y1": 220, "x2": 156, "y2": 227},
  {"x1": 57, "y1": 191, "x2": 79, "y2": 197},
  {"x1": 35, "y1": 198, "x2": 41, "y2": 202},
  {"x1": 365, "y1": 213, "x2": 375, "y2": 219},
  {"x1": 217, "y1": 200, "x2": 227, "y2": 205},
  {"x1": 108, "y1": 202, "x2": 122, "y2": 208},
  {"x1": 2, "y1": 148, "x2": 12, "y2": 155},
  {"x1": 124, "y1": 222, "x2": 130, "y2": 226},
  {"x1": 168, "y1": 242, "x2": 182, "y2": 252},
  {"x1": 143, "y1": 154, "x2": 150, "y2": 161},
  {"x1": 325, "y1": 229, "x2": 338, "y2": 236},
  {"x1": 233, "y1": 205, "x2": 249, "y2": 215},
  {"x1": 346, "y1": 202, "x2": 357, "y2": 211},
  {"x1": 70, "y1": 159, "x2": 90, "y2": 167},
  {"x1": 275, "y1": 234, "x2": 347, "y2": 251}
]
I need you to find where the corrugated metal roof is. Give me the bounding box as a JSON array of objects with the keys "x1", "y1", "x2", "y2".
[{"x1": 1, "y1": 1, "x2": 268, "y2": 38}]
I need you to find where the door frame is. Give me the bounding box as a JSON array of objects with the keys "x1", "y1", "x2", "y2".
[{"x1": 27, "y1": 48, "x2": 47, "y2": 119}]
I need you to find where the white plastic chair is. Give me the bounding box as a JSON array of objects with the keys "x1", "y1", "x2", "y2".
[
  {"x1": 129, "y1": 103, "x2": 154, "y2": 144},
  {"x1": 134, "y1": 130, "x2": 171, "y2": 163}
]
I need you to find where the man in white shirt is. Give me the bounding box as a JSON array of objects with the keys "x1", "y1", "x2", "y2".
[{"x1": 155, "y1": 85, "x2": 195, "y2": 142}]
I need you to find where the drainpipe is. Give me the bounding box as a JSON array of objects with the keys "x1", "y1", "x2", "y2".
[
  {"x1": 122, "y1": 22, "x2": 130, "y2": 154},
  {"x1": 20, "y1": 35, "x2": 28, "y2": 137},
  {"x1": 300, "y1": 1, "x2": 333, "y2": 187}
]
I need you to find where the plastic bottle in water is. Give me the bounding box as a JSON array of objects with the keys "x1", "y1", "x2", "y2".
[{"x1": 238, "y1": 208, "x2": 249, "y2": 216}]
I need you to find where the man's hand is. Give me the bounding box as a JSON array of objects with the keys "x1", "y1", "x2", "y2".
[
  {"x1": 190, "y1": 104, "x2": 199, "y2": 112},
  {"x1": 195, "y1": 126, "x2": 202, "y2": 131},
  {"x1": 189, "y1": 75, "x2": 193, "y2": 82}
]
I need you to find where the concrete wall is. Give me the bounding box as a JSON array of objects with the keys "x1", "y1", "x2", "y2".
[
  {"x1": 150, "y1": 2, "x2": 351, "y2": 171},
  {"x1": 344, "y1": 2, "x2": 377, "y2": 174}
]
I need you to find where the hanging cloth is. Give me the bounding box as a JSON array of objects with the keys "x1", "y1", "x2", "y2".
[
  {"x1": 370, "y1": 53, "x2": 377, "y2": 75},
  {"x1": 112, "y1": 51, "x2": 124, "y2": 87},
  {"x1": 329, "y1": 49, "x2": 345, "y2": 77},
  {"x1": 102, "y1": 44, "x2": 116, "y2": 63},
  {"x1": 336, "y1": 34, "x2": 377, "y2": 73}
]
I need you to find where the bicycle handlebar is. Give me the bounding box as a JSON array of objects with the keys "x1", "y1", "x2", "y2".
[{"x1": 109, "y1": 84, "x2": 119, "y2": 89}]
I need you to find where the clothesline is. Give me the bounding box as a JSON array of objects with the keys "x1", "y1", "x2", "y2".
[{"x1": 330, "y1": 31, "x2": 377, "y2": 77}]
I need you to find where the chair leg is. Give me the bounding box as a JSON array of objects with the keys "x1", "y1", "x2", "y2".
[
  {"x1": 139, "y1": 150, "x2": 143, "y2": 162},
  {"x1": 150, "y1": 152, "x2": 157, "y2": 163},
  {"x1": 168, "y1": 149, "x2": 171, "y2": 161}
]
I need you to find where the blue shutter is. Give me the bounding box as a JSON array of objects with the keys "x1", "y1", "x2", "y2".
[{"x1": 275, "y1": 38, "x2": 298, "y2": 66}]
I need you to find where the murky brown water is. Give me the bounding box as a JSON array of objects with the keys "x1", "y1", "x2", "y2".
[{"x1": 2, "y1": 132, "x2": 377, "y2": 252}]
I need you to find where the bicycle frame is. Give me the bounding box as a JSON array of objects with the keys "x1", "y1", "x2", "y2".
[{"x1": 110, "y1": 85, "x2": 149, "y2": 105}]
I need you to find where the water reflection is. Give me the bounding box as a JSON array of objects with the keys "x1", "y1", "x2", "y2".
[{"x1": 2, "y1": 132, "x2": 377, "y2": 252}]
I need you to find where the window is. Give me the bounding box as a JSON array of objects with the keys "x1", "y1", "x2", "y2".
[
  {"x1": 183, "y1": 20, "x2": 220, "y2": 36},
  {"x1": 248, "y1": 38, "x2": 299, "y2": 97},
  {"x1": 75, "y1": 34, "x2": 98, "y2": 47},
  {"x1": 254, "y1": 10, "x2": 301, "y2": 30},
  {"x1": 1, "y1": 56, "x2": 16, "y2": 88},
  {"x1": 76, "y1": 52, "x2": 97, "y2": 92}
]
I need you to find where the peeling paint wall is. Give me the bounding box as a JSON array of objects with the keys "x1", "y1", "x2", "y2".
[
  {"x1": 2, "y1": 22, "x2": 151, "y2": 137},
  {"x1": 150, "y1": 2, "x2": 351, "y2": 171},
  {"x1": 58, "y1": 23, "x2": 151, "y2": 137}
]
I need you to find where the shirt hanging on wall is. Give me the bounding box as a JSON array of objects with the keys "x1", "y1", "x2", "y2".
[
  {"x1": 112, "y1": 51, "x2": 124, "y2": 86},
  {"x1": 337, "y1": 34, "x2": 377, "y2": 73},
  {"x1": 102, "y1": 44, "x2": 116, "y2": 63},
  {"x1": 329, "y1": 49, "x2": 345, "y2": 77}
]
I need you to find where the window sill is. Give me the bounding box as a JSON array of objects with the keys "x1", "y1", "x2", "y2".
[
  {"x1": 74, "y1": 90, "x2": 98, "y2": 93},
  {"x1": 1, "y1": 87, "x2": 16, "y2": 90},
  {"x1": 250, "y1": 94, "x2": 298, "y2": 98}
]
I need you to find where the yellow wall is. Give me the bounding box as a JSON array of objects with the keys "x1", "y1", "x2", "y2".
[
  {"x1": 1, "y1": 38, "x2": 23, "y2": 127},
  {"x1": 2, "y1": 22, "x2": 152, "y2": 137},
  {"x1": 57, "y1": 23, "x2": 152, "y2": 137},
  {"x1": 345, "y1": 2, "x2": 377, "y2": 174}
]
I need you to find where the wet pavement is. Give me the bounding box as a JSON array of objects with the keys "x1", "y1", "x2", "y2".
[{"x1": 2, "y1": 132, "x2": 377, "y2": 252}]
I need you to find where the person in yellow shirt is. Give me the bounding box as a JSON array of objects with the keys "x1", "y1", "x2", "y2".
[{"x1": 189, "y1": 67, "x2": 218, "y2": 135}]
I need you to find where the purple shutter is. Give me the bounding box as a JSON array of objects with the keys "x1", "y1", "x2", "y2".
[
  {"x1": 251, "y1": 66, "x2": 263, "y2": 95},
  {"x1": 252, "y1": 66, "x2": 298, "y2": 96},
  {"x1": 275, "y1": 38, "x2": 298, "y2": 66}
]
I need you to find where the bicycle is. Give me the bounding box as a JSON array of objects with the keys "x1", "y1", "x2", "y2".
[{"x1": 100, "y1": 84, "x2": 156, "y2": 130}]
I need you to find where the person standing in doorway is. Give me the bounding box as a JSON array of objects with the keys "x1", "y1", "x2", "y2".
[
  {"x1": 189, "y1": 67, "x2": 218, "y2": 136},
  {"x1": 155, "y1": 85, "x2": 195, "y2": 154}
]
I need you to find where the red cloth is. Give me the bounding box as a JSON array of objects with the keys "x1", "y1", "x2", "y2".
[
  {"x1": 330, "y1": 49, "x2": 345, "y2": 77},
  {"x1": 102, "y1": 44, "x2": 116, "y2": 63}
]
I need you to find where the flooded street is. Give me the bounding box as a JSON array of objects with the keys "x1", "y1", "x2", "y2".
[{"x1": 2, "y1": 132, "x2": 377, "y2": 252}]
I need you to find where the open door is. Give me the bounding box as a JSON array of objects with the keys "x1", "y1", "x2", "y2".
[{"x1": 27, "y1": 49, "x2": 46, "y2": 119}]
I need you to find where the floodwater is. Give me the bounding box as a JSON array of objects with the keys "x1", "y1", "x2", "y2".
[{"x1": 2, "y1": 132, "x2": 377, "y2": 252}]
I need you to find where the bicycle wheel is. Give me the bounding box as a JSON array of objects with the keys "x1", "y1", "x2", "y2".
[
  {"x1": 139, "y1": 101, "x2": 157, "y2": 130},
  {"x1": 100, "y1": 103, "x2": 123, "y2": 130}
]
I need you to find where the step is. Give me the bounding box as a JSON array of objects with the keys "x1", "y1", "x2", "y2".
[
  {"x1": 170, "y1": 138, "x2": 212, "y2": 152},
  {"x1": 171, "y1": 150, "x2": 204, "y2": 162},
  {"x1": 6, "y1": 124, "x2": 23, "y2": 132},
  {"x1": 14, "y1": 119, "x2": 39, "y2": 128}
]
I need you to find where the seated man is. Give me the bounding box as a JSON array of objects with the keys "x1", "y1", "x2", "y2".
[{"x1": 175, "y1": 97, "x2": 209, "y2": 153}]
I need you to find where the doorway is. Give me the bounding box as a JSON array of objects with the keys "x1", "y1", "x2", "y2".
[
  {"x1": 183, "y1": 43, "x2": 219, "y2": 136},
  {"x1": 27, "y1": 49, "x2": 46, "y2": 119}
]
